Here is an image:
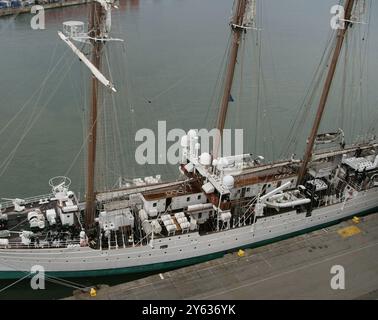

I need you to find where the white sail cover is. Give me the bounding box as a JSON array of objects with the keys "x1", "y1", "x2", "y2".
[
  {"x1": 243, "y1": 0, "x2": 256, "y2": 28},
  {"x1": 58, "y1": 31, "x2": 117, "y2": 92}
]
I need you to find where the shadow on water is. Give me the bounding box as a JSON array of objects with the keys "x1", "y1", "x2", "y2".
[{"x1": 0, "y1": 267, "x2": 179, "y2": 299}]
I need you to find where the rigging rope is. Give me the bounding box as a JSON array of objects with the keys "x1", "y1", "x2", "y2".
[
  {"x1": 0, "y1": 50, "x2": 68, "y2": 138},
  {"x1": 279, "y1": 29, "x2": 336, "y2": 158},
  {"x1": 0, "y1": 54, "x2": 77, "y2": 177}
]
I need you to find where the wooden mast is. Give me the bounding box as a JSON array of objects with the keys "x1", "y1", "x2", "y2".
[
  {"x1": 85, "y1": 2, "x2": 106, "y2": 229},
  {"x1": 297, "y1": 0, "x2": 356, "y2": 184},
  {"x1": 214, "y1": 0, "x2": 248, "y2": 159}
]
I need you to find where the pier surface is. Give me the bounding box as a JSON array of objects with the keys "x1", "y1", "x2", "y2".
[
  {"x1": 0, "y1": 1, "x2": 91, "y2": 17},
  {"x1": 66, "y1": 213, "x2": 378, "y2": 300}
]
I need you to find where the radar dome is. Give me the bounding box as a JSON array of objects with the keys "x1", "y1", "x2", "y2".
[
  {"x1": 180, "y1": 135, "x2": 189, "y2": 147},
  {"x1": 223, "y1": 175, "x2": 235, "y2": 189},
  {"x1": 200, "y1": 153, "x2": 212, "y2": 166},
  {"x1": 217, "y1": 158, "x2": 229, "y2": 171},
  {"x1": 188, "y1": 129, "x2": 197, "y2": 138}
]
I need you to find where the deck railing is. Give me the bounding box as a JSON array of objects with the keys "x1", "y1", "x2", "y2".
[
  {"x1": 0, "y1": 193, "x2": 54, "y2": 210},
  {"x1": 0, "y1": 239, "x2": 82, "y2": 250}
]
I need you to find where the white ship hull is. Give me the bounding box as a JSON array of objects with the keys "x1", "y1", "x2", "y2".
[{"x1": 0, "y1": 187, "x2": 377, "y2": 279}]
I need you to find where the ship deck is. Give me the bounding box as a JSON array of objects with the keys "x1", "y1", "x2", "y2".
[
  {"x1": 143, "y1": 183, "x2": 202, "y2": 201},
  {"x1": 66, "y1": 212, "x2": 378, "y2": 300}
]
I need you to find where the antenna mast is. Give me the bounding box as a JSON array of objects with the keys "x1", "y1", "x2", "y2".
[
  {"x1": 297, "y1": 0, "x2": 356, "y2": 184},
  {"x1": 58, "y1": 0, "x2": 119, "y2": 232}
]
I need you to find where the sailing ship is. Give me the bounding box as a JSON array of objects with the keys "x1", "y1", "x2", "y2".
[{"x1": 0, "y1": 0, "x2": 377, "y2": 279}]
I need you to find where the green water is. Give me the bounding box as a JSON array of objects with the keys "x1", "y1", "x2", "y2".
[{"x1": 0, "y1": 0, "x2": 377, "y2": 299}]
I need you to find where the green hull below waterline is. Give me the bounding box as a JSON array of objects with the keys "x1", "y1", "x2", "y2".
[{"x1": 0, "y1": 208, "x2": 377, "y2": 280}]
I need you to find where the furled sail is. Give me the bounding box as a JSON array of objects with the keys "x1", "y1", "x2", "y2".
[
  {"x1": 243, "y1": 0, "x2": 256, "y2": 28},
  {"x1": 58, "y1": 31, "x2": 117, "y2": 92}
]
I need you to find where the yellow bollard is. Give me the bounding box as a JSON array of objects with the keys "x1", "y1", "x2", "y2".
[
  {"x1": 90, "y1": 287, "x2": 97, "y2": 297},
  {"x1": 352, "y1": 216, "x2": 360, "y2": 224},
  {"x1": 237, "y1": 249, "x2": 245, "y2": 257}
]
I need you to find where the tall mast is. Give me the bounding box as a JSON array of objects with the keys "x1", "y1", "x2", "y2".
[
  {"x1": 85, "y1": 2, "x2": 107, "y2": 229},
  {"x1": 214, "y1": 0, "x2": 249, "y2": 158},
  {"x1": 297, "y1": 0, "x2": 356, "y2": 184},
  {"x1": 58, "y1": 1, "x2": 117, "y2": 231}
]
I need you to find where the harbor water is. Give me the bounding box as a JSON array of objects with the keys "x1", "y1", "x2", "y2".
[{"x1": 0, "y1": 0, "x2": 377, "y2": 299}]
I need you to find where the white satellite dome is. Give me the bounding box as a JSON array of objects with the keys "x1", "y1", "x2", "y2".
[
  {"x1": 199, "y1": 152, "x2": 212, "y2": 166},
  {"x1": 223, "y1": 175, "x2": 235, "y2": 189},
  {"x1": 180, "y1": 135, "x2": 189, "y2": 147},
  {"x1": 217, "y1": 158, "x2": 229, "y2": 171},
  {"x1": 188, "y1": 129, "x2": 197, "y2": 138}
]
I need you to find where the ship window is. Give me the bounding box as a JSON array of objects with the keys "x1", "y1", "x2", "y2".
[
  {"x1": 197, "y1": 195, "x2": 201, "y2": 200},
  {"x1": 198, "y1": 213, "x2": 202, "y2": 219},
  {"x1": 153, "y1": 203, "x2": 157, "y2": 207},
  {"x1": 187, "y1": 197, "x2": 190, "y2": 202},
  {"x1": 246, "y1": 188, "x2": 250, "y2": 192},
  {"x1": 160, "y1": 245, "x2": 168, "y2": 249}
]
